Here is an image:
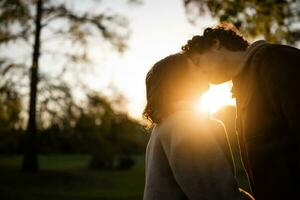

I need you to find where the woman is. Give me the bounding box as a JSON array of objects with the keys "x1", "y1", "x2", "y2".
[{"x1": 143, "y1": 53, "x2": 253, "y2": 200}]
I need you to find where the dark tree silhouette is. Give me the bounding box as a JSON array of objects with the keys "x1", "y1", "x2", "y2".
[
  {"x1": 184, "y1": 0, "x2": 300, "y2": 44},
  {"x1": 0, "y1": 0, "x2": 132, "y2": 172},
  {"x1": 23, "y1": 0, "x2": 43, "y2": 173}
]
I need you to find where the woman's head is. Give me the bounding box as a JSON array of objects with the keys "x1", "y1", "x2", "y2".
[{"x1": 143, "y1": 53, "x2": 208, "y2": 125}]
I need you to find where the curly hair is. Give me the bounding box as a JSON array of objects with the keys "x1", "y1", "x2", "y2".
[{"x1": 182, "y1": 23, "x2": 249, "y2": 55}]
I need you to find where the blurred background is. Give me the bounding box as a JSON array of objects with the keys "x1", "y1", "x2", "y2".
[{"x1": 0, "y1": 0, "x2": 299, "y2": 199}]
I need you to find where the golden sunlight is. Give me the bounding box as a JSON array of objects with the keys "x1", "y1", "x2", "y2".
[{"x1": 198, "y1": 82, "x2": 236, "y2": 113}]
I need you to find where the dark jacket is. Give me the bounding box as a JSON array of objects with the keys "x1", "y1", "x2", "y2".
[{"x1": 232, "y1": 41, "x2": 300, "y2": 200}]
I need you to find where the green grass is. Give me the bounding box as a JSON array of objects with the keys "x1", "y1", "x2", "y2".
[
  {"x1": 0, "y1": 155, "x2": 145, "y2": 200},
  {"x1": 0, "y1": 154, "x2": 250, "y2": 200}
]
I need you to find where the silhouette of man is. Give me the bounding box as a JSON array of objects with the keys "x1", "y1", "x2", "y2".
[{"x1": 182, "y1": 24, "x2": 300, "y2": 200}]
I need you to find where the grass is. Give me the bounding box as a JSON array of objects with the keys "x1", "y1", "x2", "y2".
[
  {"x1": 0, "y1": 154, "x2": 250, "y2": 200},
  {"x1": 0, "y1": 155, "x2": 145, "y2": 200}
]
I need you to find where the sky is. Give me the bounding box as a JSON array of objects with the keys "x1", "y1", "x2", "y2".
[
  {"x1": 3, "y1": 0, "x2": 235, "y2": 119},
  {"x1": 77, "y1": 0, "x2": 235, "y2": 118}
]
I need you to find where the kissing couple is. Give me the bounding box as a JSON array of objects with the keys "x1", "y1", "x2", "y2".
[{"x1": 143, "y1": 23, "x2": 300, "y2": 200}]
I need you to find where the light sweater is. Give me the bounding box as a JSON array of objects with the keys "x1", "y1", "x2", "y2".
[{"x1": 143, "y1": 110, "x2": 253, "y2": 200}]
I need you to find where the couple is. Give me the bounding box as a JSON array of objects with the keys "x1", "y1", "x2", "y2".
[{"x1": 143, "y1": 24, "x2": 300, "y2": 200}]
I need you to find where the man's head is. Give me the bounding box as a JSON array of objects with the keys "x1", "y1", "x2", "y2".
[{"x1": 182, "y1": 24, "x2": 249, "y2": 84}]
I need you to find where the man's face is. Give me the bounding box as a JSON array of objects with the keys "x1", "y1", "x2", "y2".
[{"x1": 190, "y1": 49, "x2": 232, "y2": 84}]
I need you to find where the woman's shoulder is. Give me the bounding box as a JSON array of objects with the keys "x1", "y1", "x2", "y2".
[
  {"x1": 161, "y1": 110, "x2": 204, "y2": 129},
  {"x1": 155, "y1": 110, "x2": 216, "y2": 142},
  {"x1": 160, "y1": 111, "x2": 224, "y2": 131},
  {"x1": 155, "y1": 111, "x2": 229, "y2": 158}
]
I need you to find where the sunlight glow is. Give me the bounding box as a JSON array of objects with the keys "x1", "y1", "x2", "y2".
[{"x1": 198, "y1": 82, "x2": 236, "y2": 114}]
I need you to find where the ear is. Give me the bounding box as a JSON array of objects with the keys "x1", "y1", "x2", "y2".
[{"x1": 211, "y1": 39, "x2": 221, "y2": 50}]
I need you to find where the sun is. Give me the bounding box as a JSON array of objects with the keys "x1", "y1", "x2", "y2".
[{"x1": 197, "y1": 82, "x2": 236, "y2": 113}]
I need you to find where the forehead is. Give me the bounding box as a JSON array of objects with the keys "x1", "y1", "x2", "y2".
[
  {"x1": 188, "y1": 52, "x2": 203, "y2": 61},
  {"x1": 187, "y1": 52, "x2": 203, "y2": 65},
  {"x1": 187, "y1": 57, "x2": 194, "y2": 65},
  {"x1": 189, "y1": 51, "x2": 214, "y2": 63}
]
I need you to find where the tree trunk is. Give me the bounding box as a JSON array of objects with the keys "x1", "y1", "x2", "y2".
[{"x1": 22, "y1": 0, "x2": 43, "y2": 173}]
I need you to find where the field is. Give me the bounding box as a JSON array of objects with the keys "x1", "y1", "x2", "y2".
[
  {"x1": 0, "y1": 155, "x2": 145, "y2": 200},
  {"x1": 0, "y1": 154, "x2": 250, "y2": 200}
]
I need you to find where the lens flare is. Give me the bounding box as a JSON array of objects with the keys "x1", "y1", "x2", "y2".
[{"x1": 198, "y1": 82, "x2": 236, "y2": 113}]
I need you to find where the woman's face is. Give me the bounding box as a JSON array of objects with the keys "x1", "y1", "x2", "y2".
[
  {"x1": 174, "y1": 59, "x2": 209, "y2": 100},
  {"x1": 187, "y1": 59, "x2": 209, "y2": 93},
  {"x1": 191, "y1": 49, "x2": 232, "y2": 84}
]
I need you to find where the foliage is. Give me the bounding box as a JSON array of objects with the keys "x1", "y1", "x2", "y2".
[
  {"x1": 0, "y1": 0, "x2": 131, "y2": 127},
  {"x1": 0, "y1": 92, "x2": 148, "y2": 172},
  {"x1": 0, "y1": 86, "x2": 23, "y2": 131},
  {"x1": 0, "y1": 0, "x2": 135, "y2": 171},
  {"x1": 184, "y1": 0, "x2": 300, "y2": 44},
  {"x1": 0, "y1": 65, "x2": 24, "y2": 154},
  {"x1": 75, "y1": 92, "x2": 147, "y2": 170}
]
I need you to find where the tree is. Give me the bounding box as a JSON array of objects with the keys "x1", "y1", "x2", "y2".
[
  {"x1": 183, "y1": 0, "x2": 300, "y2": 44},
  {"x1": 0, "y1": 0, "x2": 132, "y2": 172},
  {"x1": 0, "y1": 78, "x2": 23, "y2": 133},
  {"x1": 75, "y1": 92, "x2": 147, "y2": 170}
]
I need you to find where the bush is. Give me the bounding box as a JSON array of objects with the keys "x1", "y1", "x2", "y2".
[{"x1": 117, "y1": 155, "x2": 136, "y2": 170}]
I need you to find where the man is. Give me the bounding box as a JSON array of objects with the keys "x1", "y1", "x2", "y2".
[{"x1": 182, "y1": 24, "x2": 300, "y2": 200}]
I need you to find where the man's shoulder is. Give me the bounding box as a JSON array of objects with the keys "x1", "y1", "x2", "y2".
[
  {"x1": 246, "y1": 42, "x2": 300, "y2": 78},
  {"x1": 253, "y1": 42, "x2": 300, "y2": 61}
]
